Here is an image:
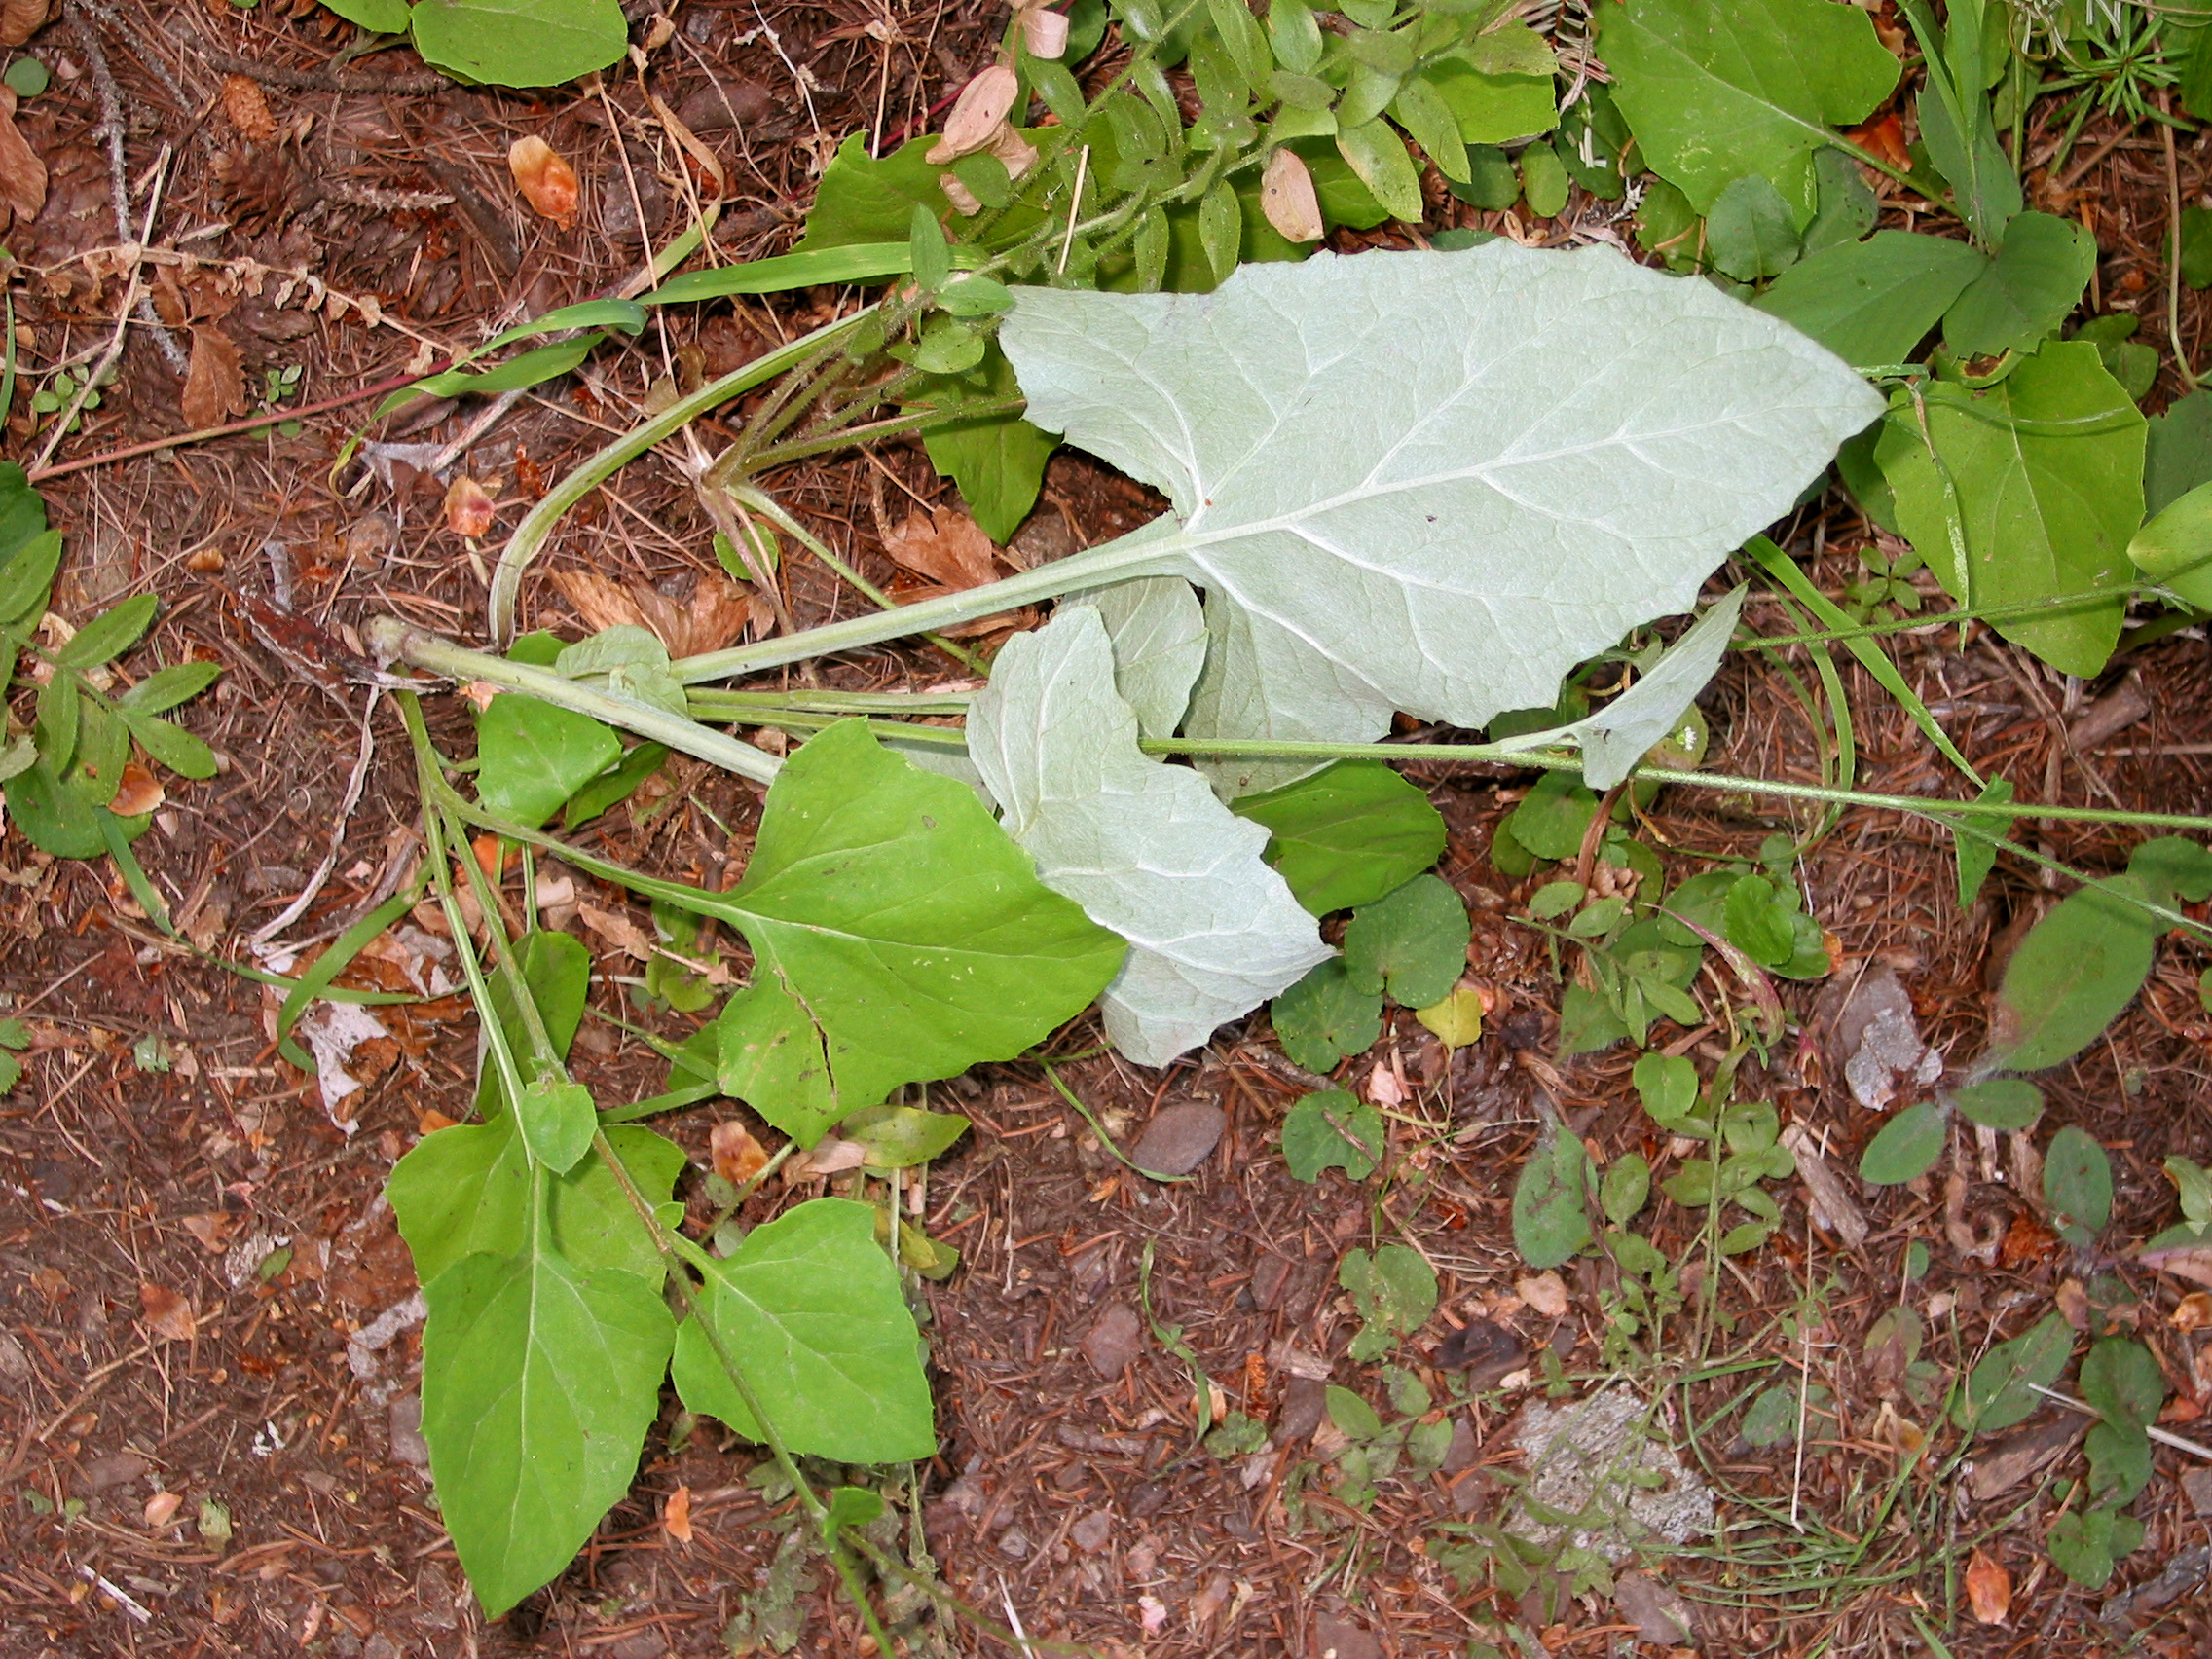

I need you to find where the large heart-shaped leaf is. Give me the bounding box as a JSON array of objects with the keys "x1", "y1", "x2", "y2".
[
  {"x1": 1000, "y1": 244, "x2": 1884, "y2": 794},
  {"x1": 968, "y1": 607, "x2": 1328, "y2": 1065}
]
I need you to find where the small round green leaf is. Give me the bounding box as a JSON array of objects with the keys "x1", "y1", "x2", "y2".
[
  {"x1": 1952, "y1": 1078, "x2": 2043, "y2": 1130},
  {"x1": 2044, "y1": 1124, "x2": 2114, "y2": 1233},
  {"x1": 1859, "y1": 1100, "x2": 1947, "y2": 1186},
  {"x1": 1282, "y1": 1088, "x2": 1385, "y2": 1182}
]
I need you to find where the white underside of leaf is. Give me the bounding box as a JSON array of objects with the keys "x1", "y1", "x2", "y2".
[
  {"x1": 967, "y1": 607, "x2": 1330, "y2": 1065},
  {"x1": 1079, "y1": 575, "x2": 1207, "y2": 741},
  {"x1": 1182, "y1": 588, "x2": 1395, "y2": 798},
  {"x1": 1002, "y1": 244, "x2": 1882, "y2": 793}
]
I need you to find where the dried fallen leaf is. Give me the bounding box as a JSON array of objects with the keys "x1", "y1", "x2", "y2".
[
  {"x1": 2175, "y1": 1291, "x2": 2212, "y2": 1333},
  {"x1": 0, "y1": 85, "x2": 41, "y2": 230},
  {"x1": 1262, "y1": 147, "x2": 1324, "y2": 243},
  {"x1": 221, "y1": 75, "x2": 276, "y2": 144},
  {"x1": 0, "y1": 0, "x2": 49, "y2": 49},
  {"x1": 180, "y1": 325, "x2": 247, "y2": 433},
  {"x1": 507, "y1": 135, "x2": 579, "y2": 222},
  {"x1": 108, "y1": 760, "x2": 164, "y2": 818},
  {"x1": 2141, "y1": 1242, "x2": 2212, "y2": 1291},
  {"x1": 1515, "y1": 1271, "x2": 1569, "y2": 1319},
  {"x1": 663, "y1": 1484, "x2": 693, "y2": 1545},
  {"x1": 1019, "y1": 2, "x2": 1070, "y2": 58},
  {"x1": 139, "y1": 1283, "x2": 196, "y2": 1344},
  {"x1": 1965, "y1": 1547, "x2": 2011, "y2": 1624},
  {"x1": 179, "y1": 1213, "x2": 234, "y2": 1253},
  {"x1": 578, "y1": 902, "x2": 655, "y2": 962},
  {"x1": 882, "y1": 506, "x2": 999, "y2": 590},
  {"x1": 444, "y1": 476, "x2": 496, "y2": 540},
  {"x1": 628, "y1": 575, "x2": 756, "y2": 657},
  {"x1": 548, "y1": 568, "x2": 647, "y2": 634},
  {"x1": 927, "y1": 64, "x2": 1019, "y2": 164},
  {"x1": 711, "y1": 1120, "x2": 771, "y2": 1187},
  {"x1": 1364, "y1": 1060, "x2": 1404, "y2": 1106},
  {"x1": 143, "y1": 1490, "x2": 182, "y2": 1529},
  {"x1": 786, "y1": 1138, "x2": 866, "y2": 1181}
]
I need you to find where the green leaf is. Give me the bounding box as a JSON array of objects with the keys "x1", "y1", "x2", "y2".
[
  {"x1": 1859, "y1": 1100, "x2": 1948, "y2": 1186},
  {"x1": 2167, "y1": 1155, "x2": 2212, "y2": 1228},
  {"x1": 1513, "y1": 1118, "x2": 1592, "y2": 1269},
  {"x1": 1231, "y1": 760, "x2": 1447, "y2": 915},
  {"x1": 1271, "y1": 958, "x2": 1382, "y2": 1073},
  {"x1": 1633, "y1": 1051, "x2": 1700, "y2": 1127},
  {"x1": 1088, "y1": 576, "x2": 1207, "y2": 742},
  {"x1": 1390, "y1": 75, "x2": 1472, "y2": 183},
  {"x1": 669, "y1": 1198, "x2": 936, "y2": 1462},
  {"x1": 967, "y1": 607, "x2": 1325, "y2": 1065},
  {"x1": 1705, "y1": 174, "x2": 1800, "y2": 281},
  {"x1": 1954, "y1": 1311, "x2": 2073, "y2": 1433},
  {"x1": 390, "y1": 1119, "x2": 685, "y2": 1288},
  {"x1": 1954, "y1": 776, "x2": 2014, "y2": 906},
  {"x1": 1908, "y1": 8, "x2": 2020, "y2": 251},
  {"x1": 2046, "y1": 1504, "x2": 2142, "y2": 1589},
  {"x1": 1506, "y1": 772, "x2": 1599, "y2": 862},
  {"x1": 0, "y1": 527, "x2": 60, "y2": 628},
  {"x1": 1754, "y1": 231, "x2": 1987, "y2": 367},
  {"x1": 1952, "y1": 1078, "x2": 2042, "y2": 1130},
  {"x1": 1325, "y1": 1383, "x2": 1383, "y2": 1442},
  {"x1": 1941, "y1": 212, "x2": 2097, "y2": 358},
  {"x1": 1198, "y1": 177, "x2": 1242, "y2": 284},
  {"x1": 2081, "y1": 1335, "x2": 2163, "y2": 1432},
  {"x1": 1740, "y1": 1384, "x2": 1798, "y2": 1448},
  {"x1": 1005, "y1": 246, "x2": 1880, "y2": 795},
  {"x1": 475, "y1": 694, "x2": 623, "y2": 830},
  {"x1": 475, "y1": 929, "x2": 592, "y2": 1119},
  {"x1": 1342, "y1": 874, "x2": 1468, "y2": 1009},
  {"x1": 715, "y1": 979, "x2": 839, "y2": 1149},
  {"x1": 119, "y1": 660, "x2": 222, "y2": 715},
  {"x1": 1875, "y1": 340, "x2": 2143, "y2": 678},
  {"x1": 1415, "y1": 986, "x2": 1484, "y2": 1048},
  {"x1": 383, "y1": 341, "x2": 599, "y2": 419},
  {"x1": 1424, "y1": 56, "x2": 1558, "y2": 145},
  {"x1": 58, "y1": 595, "x2": 156, "y2": 669},
  {"x1": 1282, "y1": 1088, "x2": 1385, "y2": 1181},
  {"x1": 704, "y1": 721, "x2": 1124, "y2": 1110},
  {"x1": 321, "y1": 0, "x2": 410, "y2": 31},
  {"x1": 117, "y1": 708, "x2": 216, "y2": 780},
  {"x1": 4, "y1": 752, "x2": 112, "y2": 858},
  {"x1": 2183, "y1": 203, "x2": 2212, "y2": 290},
  {"x1": 407, "y1": 0, "x2": 628, "y2": 89},
  {"x1": 2129, "y1": 476, "x2": 2212, "y2": 609},
  {"x1": 845, "y1": 1104, "x2": 969, "y2": 1168},
  {"x1": 421, "y1": 1245, "x2": 675, "y2": 1616},
  {"x1": 1333, "y1": 119, "x2": 1422, "y2": 221},
  {"x1": 1517, "y1": 139, "x2": 1568, "y2": 219},
  {"x1": 1990, "y1": 878, "x2": 2158, "y2": 1072},
  {"x1": 1339, "y1": 1243, "x2": 1437, "y2": 1361},
  {"x1": 907, "y1": 203, "x2": 950, "y2": 292},
  {"x1": 1803, "y1": 146, "x2": 1877, "y2": 253},
  {"x1": 1600, "y1": 1152, "x2": 1651, "y2": 1227},
  {"x1": 563, "y1": 741, "x2": 668, "y2": 831},
  {"x1": 1599, "y1": 0, "x2": 1900, "y2": 217},
  {"x1": 2146, "y1": 387, "x2": 2212, "y2": 517},
  {"x1": 2043, "y1": 1124, "x2": 2113, "y2": 1233},
  {"x1": 2084, "y1": 1419, "x2": 2152, "y2": 1504},
  {"x1": 1722, "y1": 873, "x2": 1796, "y2": 967},
  {"x1": 916, "y1": 347, "x2": 1058, "y2": 544}
]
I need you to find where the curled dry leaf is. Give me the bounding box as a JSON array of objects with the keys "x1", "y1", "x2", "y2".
[
  {"x1": 989, "y1": 122, "x2": 1038, "y2": 182},
  {"x1": 927, "y1": 64, "x2": 1019, "y2": 164},
  {"x1": 221, "y1": 75, "x2": 277, "y2": 144},
  {"x1": 548, "y1": 568, "x2": 646, "y2": 634},
  {"x1": 0, "y1": 0, "x2": 48, "y2": 48},
  {"x1": 1965, "y1": 1547, "x2": 2011, "y2": 1624},
  {"x1": 2173, "y1": 1291, "x2": 2212, "y2": 1333},
  {"x1": 0, "y1": 87, "x2": 46, "y2": 234},
  {"x1": 180, "y1": 326, "x2": 246, "y2": 432},
  {"x1": 786, "y1": 1138, "x2": 866, "y2": 1181},
  {"x1": 179, "y1": 1213, "x2": 234, "y2": 1252},
  {"x1": 108, "y1": 760, "x2": 164, "y2": 818},
  {"x1": 710, "y1": 1120, "x2": 771, "y2": 1187},
  {"x1": 630, "y1": 576, "x2": 756, "y2": 658},
  {"x1": 139, "y1": 1282, "x2": 196, "y2": 1344},
  {"x1": 143, "y1": 1490, "x2": 183, "y2": 1529},
  {"x1": 1514, "y1": 1271, "x2": 1570, "y2": 1319},
  {"x1": 1262, "y1": 148, "x2": 1324, "y2": 243},
  {"x1": 444, "y1": 476, "x2": 496, "y2": 539},
  {"x1": 507, "y1": 135, "x2": 580, "y2": 223},
  {"x1": 577, "y1": 902, "x2": 655, "y2": 962},
  {"x1": 882, "y1": 506, "x2": 999, "y2": 590},
  {"x1": 940, "y1": 172, "x2": 983, "y2": 216},
  {"x1": 662, "y1": 1484, "x2": 693, "y2": 1545},
  {"x1": 1019, "y1": 3, "x2": 1070, "y2": 58}
]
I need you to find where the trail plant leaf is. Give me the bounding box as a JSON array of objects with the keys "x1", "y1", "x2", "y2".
[
  {"x1": 695, "y1": 721, "x2": 1124, "y2": 1106},
  {"x1": 1941, "y1": 212, "x2": 2097, "y2": 359},
  {"x1": 1875, "y1": 340, "x2": 2144, "y2": 677},
  {"x1": 1954, "y1": 777, "x2": 2015, "y2": 906},
  {"x1": 1598, "y1": 0, "x2": 1901, "y2": 218},
  {"x1": 967, "y1": 607, "x2": 1327, "y2": 1066},
  {"x1": 2128, "y1": 478, "x2": 2212, "y2": 609},
  {"x1": 408, "y1": 0, "x2": 630, "y2": 92},
  {"x1": 2081, "y1": 1336, "x2": 2163, "y2": 1432},
  {"x1": 476, "y1": 694, "x2": 623, "y2": 830},
  {"x1": 2146, "y1": 388, "x2": 2212, "y2": 516},
  {"x1": 1282, "y1": 1088, "x2": 1385, "y2": 1181},
  {"x1": 1339, "y1": 1243, "x2": 1438, "y2": 1361},
  {"x1": 1953, "y1": 1078, "x2": 2042, "y2": 1131},
  {"x1": 1085, "y1": 575, "x2": 1207, "y2": 741},
  {"x1": 714, "y1": 979, "x2": 838, "y2": 1149},
  {"x1": 670, "y1": 1198, "x2": 936, "y2": 1462},
  {"x1": 916, "y1": 348, "x2": 1059, "y2": 544},
  {"x1": 1955, "y1": 1312, "x2": 2073, "y2": 1433},
  {"x1": 1272, "y1": 959, "x2": 1382, "y2": 1074},
  {"x1": 1740, "y1": 1385, "x2": 1798, "y2": 1447},
  {"x1": 1342, "y1": 874, "x2": 1469, "y2": 1008},
  {"x1": 1754, "y1": 231, "x2": 1988, "y2": 367},
  {"x1": 1705, "y1": 174, "x2": 1801, "y2": 281},
  {"x1": 1416, "y1": 986, "x2": 1484, "y2": 1048},
  {"x1": 2043, "y1": 1125, "x2": 2113, "y2": 1233},
  {"x1": 421, "y1": 1245, "x2": 674, "y2": 1617},
  {"x1": 1504, "y1": 772, "x2": 1600, "y2": 862},
  {"x1": 2046, "y1": 1505, "x2": 2144, "y2": 1589},
  {"x1": 1989, "y1": 878, "x2": 2157, "y2": 1073},
  {"x1": 1859, "y1": 1100, "x2": 1947, "y2": 1186},
  {"x1": 1513, "y1": 1118, "x2": 1592, "y2": 1269},
  {"x1": 1001, "y1": 244, "x2": 1884, "y2": 793},
  {"x1": 1230, "y1": 761, "x2": 1446, "y2": 914}
]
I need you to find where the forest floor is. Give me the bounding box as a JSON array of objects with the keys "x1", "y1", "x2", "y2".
[{"x1": 4, "y1": 3, "x2": 2212, "y2": 1657}]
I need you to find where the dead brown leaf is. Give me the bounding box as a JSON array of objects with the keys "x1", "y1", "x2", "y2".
[
  {"x1": 631, "y1": 576, "x2": 756, "y2": 658},
  {"x1": 1261, "y1": 148, "x2": 1323, "y2": 243},
  {"x1": 710, "y1": 1120, "x2": 771, "y2": 1187},
  {"x1": 444, "y1": 476, "x2": 496, "y2": 539},
  {"x1": 0, "y1": 88, "x2": 48, "y2": 232},
  {"x1": 139, "y1": 1283, "x2": 196, "y2": 1344},
  {"x1": 928, "y1": 64, "x2": 1019, "y2": 164},
  {"x1": 221, "y1": 75, "x2": 276, "y2": 144},
  {"x1": 578, "y1": 902, "x2": 655, "y2": 962},
  {"x1": 180, "y1": 326, "x2": 246, "y2": 432},
  {"x1": 1514, "y1": 1272, "x2": 1569, "y2": 1319},
  {"x1": 882, "y1": 506, "x2": 999, "y2": 590},
  {"x1": 548, "y1": 568, "x2": 646, "y2": 633},
  {"x1": 1965, "y1": 1548, "x2": 2011, "y2": 1624},
  {"x1": 0, "y1": 0, "x2": 49, "y2": 48},
  {"x1": 786, "y1": 1138, "x2": 866, "y2": 1181},
  {"x1": 663, "y1": 1484, "x2": 693, "y2": 1544},
  {"x1": 1019, "y1": 2, "x2": 1069, "y2": 58},
  {"x1": 179, "y1": 1213, "x2": 233, "y2": 1253},
  {"x1": 108, "y1": 759, "x2": 163, "y2": 818},
  {"x1": 2142, "y1": 1242, "x2": 2212, "y2": 1291},
  {"x1": 2174, "y1": 1291, "x2": 2212, "y2": 1333},
  {"x1": 142, "y1": 1490, "x2": 182, "y2": 1529},
  {"x1": 508, "y1": 135, "x2": 579, "y2": 222}
]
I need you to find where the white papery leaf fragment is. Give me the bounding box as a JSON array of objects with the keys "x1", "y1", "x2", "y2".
[
  {"x1": 968, "y1": 607, "x2": 1329, "y2": 1066},
  {"x1": 1000, "y1": 244, "x2": 1883, "y2": 794}
]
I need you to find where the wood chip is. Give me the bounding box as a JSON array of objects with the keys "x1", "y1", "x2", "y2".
[{"x1": 180, "y1": 326, "x2": 245, "y2": 432}]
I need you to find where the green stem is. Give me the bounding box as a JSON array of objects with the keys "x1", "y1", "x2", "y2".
[
  {"x1": 487, "y1": 309, "x2": 874, "y2": 645},
  {"x1": 741, "y1": 394, "x2": 1027, "y2": 473}
]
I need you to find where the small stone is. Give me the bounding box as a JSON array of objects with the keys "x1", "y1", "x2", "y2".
[
  {"x1": 360, "y1": 1636, "x2": 404, "y2": 1659},
  {"x1": 1276, "y1": 1376, "x2": 1327, "y2": 1443},
  {"x1": 387, "y1": 1394, "x2": 429, "y2": 1468},
  {"x1": 1614, "y1": 1571, "x2": 1697, "y2": 1644},
  {"x1": 1071, "y1": 1510, "x2": 1113, "y2": 1552},
  {"x1": 1128, "y1": 1101, "x2": 1225, "y2": 1177},
  {"x1": 1080, "y1": 1303, "x2": 1144, "y2": 1379},
  {"x1": 0, "y1": 1329, "x2": 30, "y2": 1388},
  {"x1": 2183, "y1": 1466, "x2": 2212, "y2": 1518},
  {"x1": 84, "y1": 1453, "x2": 149, "y2": 1493},
  {"x1": 1311, "y1": 1605, "x2": 1382, "y2": 1659},
  {"x1": 995, "y1": 1525, "x2": 1031, "y2": 1561}
]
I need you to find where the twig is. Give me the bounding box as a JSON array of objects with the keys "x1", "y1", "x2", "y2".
[
  {"x1": 2028, "y1": 1382, "x2": 2212, "y2": 1460},
  {"x1": 247, "y1": 688, "x2": 383, "y2": 948},
  {"x1": 26, "y1": 369, "x2": 423, "y2": 482},
  {"x1": 193, "y1": 41, "x2": 450, "y2": 96}
]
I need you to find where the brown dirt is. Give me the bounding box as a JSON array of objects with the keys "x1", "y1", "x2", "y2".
[{"x1": 6, "y1": 5, "x2": 2212, "y2": 1658}]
